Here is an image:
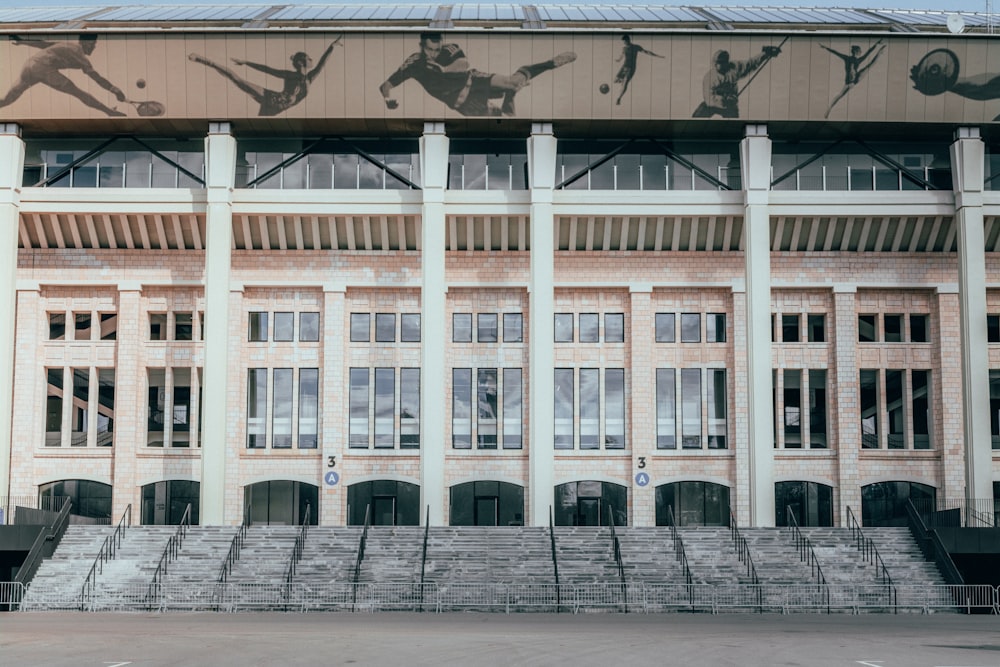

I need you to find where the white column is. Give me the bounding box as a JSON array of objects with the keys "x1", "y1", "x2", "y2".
[
  {"x1": 950, "y1": 127, "x2": 993, "y2": 501},
  {"x1": 740, "y1": 124, "x2": 775, "y2": 527},
  {"x1": 321, "y1": 284, "x2": 346, "y2": 525},
  {"x1": 0, "y1": 124, "x2": 24, "y2": 501},
  {"x1": 420, "y1": 122, "x2": 448, "y2": 525},
  {"x1": 528, "y1": 123, "x2": 557, "y2": 527},
  {"x1": 201, "y1": 123, "x2": 237, "y2": 525}
]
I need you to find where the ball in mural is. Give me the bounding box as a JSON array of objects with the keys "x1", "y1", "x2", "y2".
[
  {"x1": 136, "y1": 78, "x2": 146, "y2": 89},
  {"x1": 599, "y1": 83, "x2": 610, "y2": 95},
  {"x1": 910, "y1": 49, "x2": 959, "y2": 96}
]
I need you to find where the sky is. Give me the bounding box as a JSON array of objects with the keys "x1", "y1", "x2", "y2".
[{"x1": 5, "y1": 0, "x2": 995, "y2": 11}]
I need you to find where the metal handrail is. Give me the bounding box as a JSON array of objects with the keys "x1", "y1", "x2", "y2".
[
  {"x1": 146, "y1": 504, "x2": 192, "y2": 608},
  {"x1": 728, "y1": 508, "x2": 760, "y2": 586},
  {"x1": 905, "y1": 499, "x2": 965, "y2": 586},
  {"x1": 14, "y1": 498, "x2": 72, "y2": 588},
  {"x1": 419, "y1": 506, "x2": 430, "y2": 588},
  {"x1": 218, "y1": 502, "x2": 252, "y2": 584},
  {"x1": 606, "y1": 505, "x2": 628, "y2": 612},
  {"x1": 352, "y1": 505, "x2": 372, "y2": 607},
  {"x1": 785, "y1": 507, "x2": 827, "y2": 587},
  {"x1": 80, "y1": 503, "x2": 131, "y2": 607},
  {"x1": 284, "y1": 503, "x2": 311, "y2": 586},
  {"x1": 845, "y1": 507, "x2": 895, "y2": 587},
  {"x1": 548, "y1": 506, "x2": 561, "y2": 608},
  {"x1": 666, "y1": 506, "x2": 694, "y2": 587}
]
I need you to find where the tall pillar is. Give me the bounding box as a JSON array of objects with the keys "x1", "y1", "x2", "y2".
[
  {"x1": 833, "y1": 286, "x2": 861, "y2": 524},
  {"x1": 950, "y1": 127, "x2": 992, "y2": 501},
  {"x1": 419, "y1": 122, "x2": 448, "y2": 525},
  {"x1": 528, "y1": 123, "x2": 557, "y2": 527},
  {"x1": 740, "y1": 124, "x2": 775, "y2": 527},
  {"x1": 0, "y1": 124, "x2": 24, "y2": 501},
  {"x1": 110, "y1": 285, "x2": 143, "y2": 519},
  {"x1": 321, "y1": 284, "x2": 346, "y2": 525},
  {"x1": 629, "y1": 286, "x2": 654, "y2": 526},
  {"x1": 200, "y1": 123, "x2": 237, "y2": 524}
]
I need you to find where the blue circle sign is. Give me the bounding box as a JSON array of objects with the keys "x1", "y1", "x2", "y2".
[
  {"x1": 635, "y1": 472, "x2": 650, "y2": 487},
  {"x1": 324, "y1": 471, "x2": 340, "y2": 486}
]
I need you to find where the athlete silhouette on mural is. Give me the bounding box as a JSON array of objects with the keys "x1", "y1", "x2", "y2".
[
  {"x1": 380, "y1": 32, "x2": 577, "y2": 117},
  {"x1": 820, "y1": 40, "x2": 885, "y2": 119},
  {"x1": 910, "y1": 48, "x2": 1000, "y2": 120},
  {"x1": 188, "y1": 37, "x2": 340, "y2": 117},
  {"x1": 692, "y1": 45, "x2": 782, "y2": 119},
  {"x1": 613, "y1": 35, "x2": 664, "y2": 106},
  {"x1": 0, "y1": 35, "x2": 127, "y2": 116}
]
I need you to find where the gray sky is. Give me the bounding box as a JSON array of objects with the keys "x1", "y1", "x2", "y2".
[{"x1": 7, "y1": 0, "x2": 995, "y2": 11}]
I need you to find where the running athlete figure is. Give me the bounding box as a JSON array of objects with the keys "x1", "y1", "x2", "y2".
[
  {"x1": 380, "y1": 32, "x2": 576, "y2": 117},
  {"x1": 0, "y1": 34, "x2": 127, "y2": 116},
  {"x1": 188, "y1": 37, "x2": 340, "y2": 117},
  {"x1": 613, "y1": 35, "x2": 663, "y2": 106},
  {"x1": 692, "y1": 46, "x2": 781, "y2": 118},
  {"x1": 820, "y1": 40, "x2": 885, "y2": 119}
]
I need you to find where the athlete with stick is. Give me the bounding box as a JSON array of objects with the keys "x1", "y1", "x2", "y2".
[{"x1": 692, "y1": 43, "x2": 783, "y2": 119}]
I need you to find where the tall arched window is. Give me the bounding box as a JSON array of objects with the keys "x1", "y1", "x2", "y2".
[
  {"x1": 861, "y1": 481, "x2": 935, "y2": 527},
  {"x1": 347, "y1": 480, "x2": 420, "y2": 526},
  {"x1": 141, "y1": 480, "x2": 199, "y2": 525},
  {"x1": 775, "y1": 481, "x2": 833, "y2": 527},
  {"x1": 553, "y1": 481, "x2": 627, "y2": 526},
  {"x1": 39, "y1": 480, "x2": 112, "y2": 521},
  {"x1": 244, "y1": 481, "x2": 318, "y2": 526},
  {"x1": 655, "y1": 481, "x2": 729, "y2": 527},
  {"x1": 450, "y1": 481, "x2": 524, "y2": 526}
]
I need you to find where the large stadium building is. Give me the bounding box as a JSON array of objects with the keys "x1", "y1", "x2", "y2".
[{"x1": 0, "y1": 2, "x2": 998, "y2": 531}]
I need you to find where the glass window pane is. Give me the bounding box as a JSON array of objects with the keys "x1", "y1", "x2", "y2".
[
  {"x1": 784, "y1": 370, "x2": 802, "y2": 448},
  {"x1": 707, "y1": 369, "x2": 726, "y2": 449},
  {"x1": 401, "y1": 313, "x2": 421, "y2": 342},
  {"x1": 175, "y1": 312, "x2": 193, "y2": 341},
  {"x1": 860, "y1": 369, "x2": 879, "y2": 448},
  {"x1": 579, "y1": 368, "x2": 600, "y2": 449},
  {"x1": 350, "y1": 313, "x2": 370, "y2": 342},
  {"x1": 71, "y1": 369, "x2": 89, "y2": 446},
  {"x1": 299, "y1": 312, "x2": 320, "y2": 342},
  {"x1": 477, "y1": 369, "x2": 498, "y2": 448},
  {"x1": 452, "y1": 368, "x2": 472, "y2": 448},
  {"x1": 681, "y1": 368, "x2": 701, "y2": 448},
  {"x1": 502, "y1": 368, "x2": 522, "y2": 449},
  {"x1": 172, "y1": 368, "x2": 191, "y2": 447},
  {"x1": 554, "y1": 313, "x2": 574, "y2": 343},
  {"x1": 809, "y1": 369, "x2": 828, "y2": 449},
  {"x1": 49, "y1": 313, "x2": 65, "y2": 340},
  {"x1": 707, "y1": 313, "x2": 726, "y2": 343},
  {"x1": 400, "y1": 368, "x2": 420, "y2": 449},
  {"x1": 554, "y1": 368, "x2": 574, "y2": 449},
  {"x1": 374, "y1": 368, "x2": 395, "y2": 448},
  {"x1": 150, "y1": 313, "x2": 167, "y2": 341},
  {"x1": 605, "y1": 313, "x2": 624, "y2": 343},
  {"x1": 272, "y1": 368, "x2": 293, "y2": 448},
  {"x1": 349, "y1": 368, "x2": 369, "y2": 448},
  {"x1": 273, "y1": 312, "x2": 294, "y2": 342},
  {"x1": 97, "y1": 369, "x2": 115, "y2": 447},
  {"x1": 579, "y1": 313, "x2": 599, "y2": 343},
  {"x1": 807, "y1": 314, "x2": 825, "y2": 342},
  {"x1": 655, "y1": 313, "x2": 675, "y2": 343},
  {"x1": 503, "y1": 313, "x2": 523, "y2": 343},
  {"x1": 453, "y1": 313, "x2": 472, "y2": 343},
  {"x1": 247, "y1": 368, "x2": 267, "y2": 448},
  {"x1": 249, "y1": 312, "x2": 268, "y2": 342},
  {"x1": 605, "y1": 369, "x2": 625, "y2": 449},
  {"x1": 910, "y1": 314, "x2": 929, "y2": 343},
  {"x1": 886, "y1": 369, "x2": 905, "y2": 449},
  {"x1": 478, "y1": 313, "x2": 498, "y2": 343},
  {"x1": 884, "y1": 315, "x2": 903, "y2": 343},
  {"x1": 912, "y1": 370, "x2": 930, "y2": 450},
  {"x1": 375, "y1": 313, "x2": 395, "y2": 343},
  {"x1": 46, "y1": 368, "x2": 63, "y2": 446},
  {"x1": 74, "y1": 313, "x2": 92, "y2": 341},
  {"x1": 782, "y1": 314, "x2": 800, "y2": 343},
  {"x1": 656, "y1": 368, "x2": 676, "y2": 449},
  {"x1": 681, "y1": 313, "x2": 700, "y2": 343},
  {"x1": 859, "y1": 314, "x2": 877, "y2": 342},
  {"x1": 298, "y1": 368, "x2": 318, "y2": 449},
  {"x1": 989, "y1": 315, "x2": 1000, "y2": 344}
]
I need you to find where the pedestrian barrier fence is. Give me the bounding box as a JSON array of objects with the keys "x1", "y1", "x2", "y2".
[{"x1": 10, "y1": 582, "x2": 1000, "y2": 615}]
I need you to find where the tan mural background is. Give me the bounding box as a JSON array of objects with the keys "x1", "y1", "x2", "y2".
[{"x1": 0, "y1": 31, "x2": 998, "y2": 123}]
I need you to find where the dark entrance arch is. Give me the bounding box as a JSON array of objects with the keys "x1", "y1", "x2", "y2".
[
  {"x1": 655, "y1": 481, "x2": 730, "y2": 526},
  {"x1": 141, "y1": 480, "x2": 200, "y2": 525},
  {"x1": 775, "y1": 481, "x2": 833, "y2": 527},
  {"x1": 554, "y1": 481, "x2": 627, "y2": 526},
  {"x1": 450, "y1": 481, "x2": 524, "y2": 526},
  {"x1": 347, "y1": 480, "x2": 420, "y2": 526},
  {"x1": 244, "y1": 480, "x2": 318, "y2": 525},
  {"x1": 39, "y1": 479, "x2": 111, "y2": 522},
  {"x1": 861, "y1": 481, "x2": 935, "y2": 527}
]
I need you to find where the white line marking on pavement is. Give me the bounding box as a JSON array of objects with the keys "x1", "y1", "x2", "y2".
[
  {"x1": 856, "y1": 662, "x2": 884, "y2": 667},
  {"x1": 104, "y1": 662, "x2": 132, "y2": 666}
]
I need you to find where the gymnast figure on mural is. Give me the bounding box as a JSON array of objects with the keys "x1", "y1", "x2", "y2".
[
  {"x1": 0, "y1": 34, "x2": 127, "y2": 116},
  {"x1": 692, "y1": 45, "x2": 782, "y2": 119},
  {"x1": 188, "y1": 36, "x2": 340, "y2": 117},
  {"x1": 910, "y1": 47, "x2": 1000, "y2": 120},
  {"x1": 820, "y1": 40, "x2": 885, "y2": 119},
  {"x1": 380, "y1": 32, "x2": 577, "y2": 117},
  {"x1": 612, "y1": 35, "x2": 664, "y2": 106}
]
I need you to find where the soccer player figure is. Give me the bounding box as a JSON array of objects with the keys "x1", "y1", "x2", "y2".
[
  {"x1": 380, "y1": 32, "x2": 577, "y2": 117},
  {"x1": 820, "y1": 40, "x2": 885, "y2": 119},
  {"x1": 613, "y1": 35, "x2": 663, "y2": 106},
  {"x1": 0, "y1": 34, "x2": 127, "y2": 116},
  {"x1": 188, "y1": 38, "x2": 340, "y2": 117},
  {"x1": 692, "y1": 46, "x2": 781, "y2": 119}
]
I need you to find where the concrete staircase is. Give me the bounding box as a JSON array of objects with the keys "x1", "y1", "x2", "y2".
[
  {"x1": 866, "y1": 527, "x2": 948, "y2": 608},
  {"x1": 219, "y1": 526, "x2": 299, "y2": 609},
  {"x1": 21, "y1": 524, "x2": 112, "y2": 610},
  {"x1": 680, "y1": 527, "x2": 758, "y2": 585},
  {"x1": 88, "y1": 526, "x2": 174, "y2": 610},
  {"x1": 155, "y1": 526, "x2": 240, "y2": 610},
  {"x1": 552, "y1": 527, "x2": 621, "y2": 584},
  {"x1": 614, "y1": 527, "x2": 685, "y2": 584}
]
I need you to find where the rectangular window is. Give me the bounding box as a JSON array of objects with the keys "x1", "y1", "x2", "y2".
[
  {"x1": 400, "y1": 368, "x2": 420, "y2": 449},
  {"x1": 453, "y1": 313, "x2": 472, "y2": 343},
  {"x1": 249, "y1": 312, "x2": 268, "y2": 342},
  {"x1": 298, "y1": 368, "x2": 319, "y2": 449},
  {"x1": 502, "y1": 368, "x2": 522, "y2": 449},
  {"x1": 807, "y1": 314, "x2": 825, "y2": 343},
  {"x1": 579, "y1": 368, "x2": 600, "y2": 449},
  {"x1": 349, "y1": 368, "x2": 369, "y2": 448},
  {"x1": 579, "y1": 313, "x2": 599, "y2": 343},
  {"x1": 199, "y1": 311, "x2": 205, "y2": 341},
  {"x1": 247, "y1": 368, "x2": 267, "y2": 448},
  {"x1": 784, "y1": 370, "x2": 802, "y2": 448},
  {"x1": 782, "y1": 314, "x2": 800, "y2": 343},
  {"x1": 350, "y1": 313, "x2": 370, "y2": 342},
  {"x1": 910, "y1": 314, "x2": 929, "y2": 343},
  {"x1": 48, "y1": 313, "x2": 65, "y2": 340},
  {"x1": 375, "y1": 313, "x2": 396, "y2": 343},
  {"x1": 299, "y1": 312, "x2": 320, "y2": 342},
  {"x1": 860, "y1": 369, "x2": 879, "y2": 448},
  {"x1": 503, "y1": 313, "x2": 523, "y2": 343},
  {"x1": 681, "y1": 313, "x2": 701, "y2": 343},
  {"x1": 46, "y1": 368, "x2": 63, "y2": 446},
  {"x1": 478, "y1": 314, "x2": 498, "y2": 343},
  {"x1": 150, "y1": 313, "x2": 167, "y2": 341},
  {"x1": 605, "y1": 313, "x2": 625, "y2": 343},
  {"x1": 554, "y1": 368, "x2": 574, "y2": 449},
  {"x1": 74, "y1": 313, "x2": 92, "y2": 342},
  {"x1": 808, "y1": 369, "x2": 828, "y2": 449},
  {"x1": 990, "y1": 370, "x2": 1000, "y2": 450},
  {"x1": 97, "y1": 369, "x2": 114, "y2": 447},
  {"x1": 401, "y1": 313, "x2": 421, "y2": 342},
  {"x1": 605, "y1": 369, "x2": 625, "y2": 449},
  {"x1": 707, "y1": 369, "x2": 727, "y2": 449},
  {"x1": 989, "y1": 315, "x2": 1000, "y2": 344},
  {"x1": 273, "y1": 312, "x2": 294, "y2": 342},
  {"x1": 656, "y1": 368, "x2": 676, "y2": 449},
  {"x1": 71, "y1": 369, "x2": 89, "y2": 446},
  {"x1": 174, "y1": 312, "x2": 192, "y2": 341},
  {"x1": 147, "y1": 369, "x2": 165, "y2": 447},
  {"x1": 452, "y1": 368, "x2": 472, "y2": 448},
  {"x1": 884, "y1": 315, "x2": 903, "y2": 343},
  {"x1": 374, "y1": 368, "x2": 395, "y2": 448},
  {"x1": 707, "y1": 313, "x2": 726, "y2": 343},
  {"x1": 554, "y1": 313, "x2": 574, "y2": 343},
  {"x1": 655, "y1": 313, "x2": 675, "y2": 343},
  {"x1": 859, "y1": 315, "x2": 877, "y2": 342},
  {"x1": 681, "y1": 368, "x2": 702, "y2": 448},
  {"x1": 886, "y1": 370, "x2": 905, "y2": 449},
  {"x1": 477, "y1": 369, "x2": 498, "y2": 448},
  {"x1": 912, "y1": 370, "x2": 930, "y2": 450},
  {"x1": 172, "y1": 368, "x2": 191, "y2": 447},
  {"x1": 272, "y1": 368, "x2": 293, "y2": 448},
  {"x1": 100, "y1": 313, "x2": 117, "y2": 341}
]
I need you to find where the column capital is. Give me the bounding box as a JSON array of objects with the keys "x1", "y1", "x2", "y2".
[{"x1": 0, "y1": 123, "x2": 21, "y2": 137}]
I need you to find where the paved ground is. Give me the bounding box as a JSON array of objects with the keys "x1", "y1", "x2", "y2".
[{"x1": 3, "y1": 612, "x2": 999, "y2": 666}]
